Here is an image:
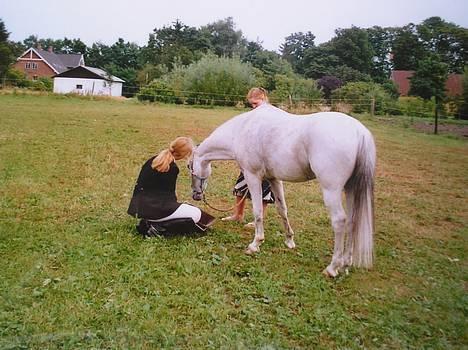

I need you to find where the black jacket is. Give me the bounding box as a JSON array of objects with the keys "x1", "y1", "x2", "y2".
[{"x1": 127, "y1": 157, "x2": 182, "y2": 220}]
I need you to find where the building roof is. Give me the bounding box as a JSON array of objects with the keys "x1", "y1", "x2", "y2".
[
  {"x1": 35, "y1": 49, "x2": 68, "y2": 73},
  {"x1": 446, "y1": 74, "x2": 463, "y2": 97},
  {"x1": 390, "y1": 70, "x2": 414, "y2": 96},
  {"x1": 390, "y1": 70, "x2": 463, "y2": 97},
  {"x1": 55, "y1": 53, "x2": 83, "y2": 69},
  {"x1": 53, "y1": 66, "x2": 125, "y2": 83},
  {"x1": 17, "y1": 47, "x2": 84, "y2": 74}
]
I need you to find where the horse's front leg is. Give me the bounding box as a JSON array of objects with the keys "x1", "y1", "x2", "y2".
[
  {"x1": 243, "y1": 174, "x2": 264, "y2": 254},
  {"x1": 269, "y1": 179, "x2": 295, "y2": 249}
]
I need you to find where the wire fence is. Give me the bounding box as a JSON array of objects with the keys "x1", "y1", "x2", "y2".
[{"x1": 1, "y1": 77, "x2": 465, "y2": 119}]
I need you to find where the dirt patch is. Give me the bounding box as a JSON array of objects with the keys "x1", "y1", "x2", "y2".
[{"x1": 412, "y1": 122, "x2": 468, "y2": 138}]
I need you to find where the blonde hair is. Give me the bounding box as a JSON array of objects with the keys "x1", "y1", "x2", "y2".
[
  {"x1": 151, "y1": 137, "x2": 194, "y2": 172},
  {"x1": 247, "y1": 87, "x2": 269, "y2": 103}
]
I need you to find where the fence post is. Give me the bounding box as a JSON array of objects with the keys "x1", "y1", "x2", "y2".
[
  {"x1": 434, "y1": 97, "x2": 439, "y2": 135},
  {"x1": 370, "y1": 97, "x2": 375, "y2": 117}
]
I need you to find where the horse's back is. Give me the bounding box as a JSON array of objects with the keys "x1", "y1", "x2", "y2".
[{"x1": 229, "y1": 106, "x2": 373, "y2": 184}]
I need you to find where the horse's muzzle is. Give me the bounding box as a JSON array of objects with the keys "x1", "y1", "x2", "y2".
[{"x1": 192, "y1": 191, "x2": 203, "y2": 201}]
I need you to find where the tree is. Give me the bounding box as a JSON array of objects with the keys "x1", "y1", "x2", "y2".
[
  {"x1": 409, "y1": 55, "x2": 448, "y2": 100},
  {"x1": 0, "y1": 19, "x2": 14, "y2": 77},
  {"x1": 242, "y1": 40, "x2": 264, "y2": 64},
  {"x1": 417, "y1": 17, "x2": 468, "y2": 73},
  {"x1": 243, "y1": 47, "x2": 294, "y2": 91},
  {"x1": 22, "y1": 34, "x2": 39, "y2": 48},
  {"x1": 59, "y1": 38, "x2": 87, "y2": 54},
  {"x1": 280, "y1": 31, "x2": 316, "y2": 74},
  {"x1": 301, "y1": 44, "x2": 340, "y2": 79},
  {"x1": 317, "y1": 76, "x2": 342, "y2": 101},
  {"x1": 200, "y1": 17, "x2": 246, "y2": 57},
  {"x1": 391, "y1": 24, "x2": 428, "y2": 70},
  {"x1": 367, "y1": 26, "x2": 394, "y2": 82},
  {"x1": 327, "y1": 65, "x2": 372, "y2": 84},
  {"x1": 142, "y1": 20, "x2": 208, "y2": 69},
  {"x1": 409, "y1": 54, "x2": 449, "y2": 133},
  {"x1": 458, "y1": 66, "x2": 468, "y2": 119},
  {"x1": 328, "y1": 26, "x2": 374, "y2": 75},
  {"x1": 86, "y1": 42, "x2": 113, "y2": 68}
]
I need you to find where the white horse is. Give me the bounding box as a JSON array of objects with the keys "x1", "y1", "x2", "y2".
[{"x1": 190, "y1": 103, "x2": 376, "y2": 277}]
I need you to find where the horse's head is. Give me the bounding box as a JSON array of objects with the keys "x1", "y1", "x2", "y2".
[{"x1": 189, "y1": 150, "x2": 212, "y2": 201}]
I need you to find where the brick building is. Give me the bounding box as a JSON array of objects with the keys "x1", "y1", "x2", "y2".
[
  {"x1": 390, "y1": 70, "x2": 463, "y2": 97},
  {"x1": 13, "y1": 47, "x2": 84, "y2": 80}
]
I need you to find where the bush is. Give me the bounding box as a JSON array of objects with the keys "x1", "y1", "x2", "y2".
[
  {"x1": 32, "y1": 77, "x2": 53, "y2": 91},
  {"x1": 317, "y1": 75, "x2": 342, "y2": 101},
  {"x1": 3, "y1": 68, "x2": 31, "y2": 88},
  {"x1": 332, "y1": 81, "x2": 396, "y2": 115},
  {"x1": 270, "y1": 74, "x2": 322, "y2": 107},
  {"x1": 136, "y1": 80, "x2": 177, "y2": 103},
  {"x1": 396, "y1": 97, "x2": 435, "y2": 118},
  {"x1": 165, "y1": 55, "x2": 259, "y2": 106}
]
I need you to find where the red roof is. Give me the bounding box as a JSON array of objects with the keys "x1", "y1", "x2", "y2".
[{"x1": 390, "y1": 70, "x2": 463, "y2": 97}]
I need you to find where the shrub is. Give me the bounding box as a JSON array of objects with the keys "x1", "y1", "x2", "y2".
[
  {"x1": 331, "y1": 81, "x2": 396, "y2": 115},
  {"x1": 165, "y1": 55, "x2": 259, "y2": 106},
  {"x1": 317, "y1": 75, "x2": 342, "y2": 101},
  {"x1": 3, "y1": 68, "x2": 31, "y2": 88},
  {"x1": 396, "y1": 97, "x2": 435, "y2": 118},
  {"x1": 270, "y1": 74, "x2": 322, "y2": 107},
  {"x1": 32, "y1": 77, "x2": 53, "y2": 91},
  {"x1": 137, "y1": 80, "x2": 177, "y2": 103}
]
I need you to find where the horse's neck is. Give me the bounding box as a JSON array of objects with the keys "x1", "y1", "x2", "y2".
[{"x1": 198, "y1": 128, "x2": 235, "y2": 162}]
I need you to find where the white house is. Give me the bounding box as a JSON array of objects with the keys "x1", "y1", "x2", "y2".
[{"x1": 53, "y1": 66, "x2": 124, "y2": 96}]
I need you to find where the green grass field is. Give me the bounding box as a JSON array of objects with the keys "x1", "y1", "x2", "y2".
[{"x1": 0, "y1": 94, "x2": 466, "y2": 349}]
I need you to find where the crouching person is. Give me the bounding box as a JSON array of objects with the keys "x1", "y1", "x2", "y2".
[{"x1": 128, "y1": 136, "x2": 215, "y2": 237}]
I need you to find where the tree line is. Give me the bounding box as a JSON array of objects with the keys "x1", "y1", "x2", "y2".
[{"x1": 1, "y1": 16, "x2": 467, "y2": 118}]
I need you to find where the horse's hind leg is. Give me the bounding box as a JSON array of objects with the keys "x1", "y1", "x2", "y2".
[
  {"x1": 322, "y1": 188, "x2": 347, "y2": 277},
  {"x1": 343, "y1": 189, "x2": 354, "y2": 269},
  {"x1": 269, "y1": 179, "x2": 295, "y2": 249},
  {"x1": 243, "y1": 174, "x2": 265, "y2": 254}
]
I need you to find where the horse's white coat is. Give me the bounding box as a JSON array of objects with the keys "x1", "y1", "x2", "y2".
[{"x1": 191, "y1": 104, "x2": 376, "y2": 277}]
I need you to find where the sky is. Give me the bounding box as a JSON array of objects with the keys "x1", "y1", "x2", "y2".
[{"x1": 1, "y1": 0, "x2": 467, "y2": 52}]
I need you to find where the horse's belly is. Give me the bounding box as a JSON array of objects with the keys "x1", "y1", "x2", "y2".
[{"x1": 266, "y1": 165, "x2": 315, "y2": 182}]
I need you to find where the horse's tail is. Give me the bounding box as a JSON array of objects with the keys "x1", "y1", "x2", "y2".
[{"x1": 345, "y1": 130, "x2": 376, "y2": 268}]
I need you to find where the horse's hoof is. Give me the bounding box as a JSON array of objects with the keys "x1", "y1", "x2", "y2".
[
  {"x1": 322, "y1": 266, "x2": 339, "y2": 278},
  {"x1": 245, "y1": 244, "x2": 259, "y2": 255},
  {"x1": 285, "y1": 239, "x2": 296, "y2": 249}
]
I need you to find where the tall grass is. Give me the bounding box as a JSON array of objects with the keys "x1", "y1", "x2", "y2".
[{"x1": 0, "y1": 95, "x2": 466, "y2": 349}]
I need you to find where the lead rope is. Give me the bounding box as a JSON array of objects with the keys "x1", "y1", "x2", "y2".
[{"x1": 202, "y1": 190, "x2": 248, "y2": 212}]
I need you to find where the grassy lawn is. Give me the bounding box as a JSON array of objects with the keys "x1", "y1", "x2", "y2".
[{"x1": 0, "y1": 94, "x2": 466, "y2": 349}]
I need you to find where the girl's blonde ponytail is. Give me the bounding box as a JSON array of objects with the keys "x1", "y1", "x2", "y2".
[
  {"x1": 151, "y1": 137, "x2": 194, "y2": 172},
  {"x1": 152, "y1": 149, "x2": 174, "y2": 172}
]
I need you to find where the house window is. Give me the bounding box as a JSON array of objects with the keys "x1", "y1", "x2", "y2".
[
  {"x1": 33, "y1": 75, "x2": 38, "y2": 80},
  {"x1": 76, "y1": 84, "x2": 83, "y2": 90},
  {"x1": 25, "y1": 62, "x2": 38, "y2": 70}
]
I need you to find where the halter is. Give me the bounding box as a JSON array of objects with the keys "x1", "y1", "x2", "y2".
[
  {"x1": 190, "y1": 164, "x2": 248, "y2": 212},
  {"x1": 192, "y1": 173, "x2": 208, "y2": 193}
]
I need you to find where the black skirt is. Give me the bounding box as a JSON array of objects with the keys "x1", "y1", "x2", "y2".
[{"x1": 233, "y1": 172, "x2": 275, "y2": 203}]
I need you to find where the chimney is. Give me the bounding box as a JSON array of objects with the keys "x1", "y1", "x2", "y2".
[
  {"x1": 37, "y1": 43, "x2": 42, "y2": 50},
  {"x1": 48, "y1": 46, "x2": 53, "y2": 53}
]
